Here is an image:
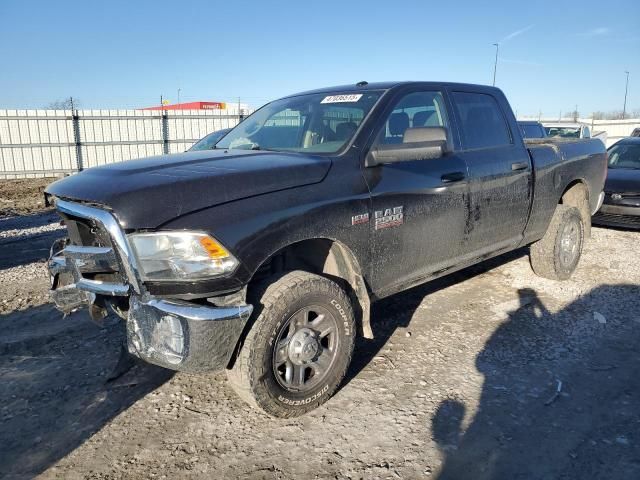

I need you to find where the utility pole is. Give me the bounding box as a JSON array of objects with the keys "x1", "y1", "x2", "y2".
[
  {"x1": 623, "y1": 71, "x2": 629, "y2": 119},
  {"x1": 160, "y1": 95, "x2": 163, "y2": 109},
  {"x1": 492, "y1": 43, "x2": 499, "y2": 86},
  {"x1": 177, "y1": 88, "x2": 181, "y2": 106}
]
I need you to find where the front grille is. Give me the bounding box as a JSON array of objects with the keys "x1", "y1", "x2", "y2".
[
  {"x1": 593, "y1": 212, "x2": 640, "y2": 227},
  {"x1": 605, "y1": 192, "x2": 640, "y2": 198},
  {"x1": 53, "y1": 200, "x2": 132, "y2": 296},
  {"x1": 62, "y1": 215, "x2": 112, "y2": 248}
]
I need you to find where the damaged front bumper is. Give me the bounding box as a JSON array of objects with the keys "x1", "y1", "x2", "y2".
[
  {"x1": 47, "y1": 199, "x2": 252, "y2": 373},
  {"x1": 126, "y1": 296, "x2": 252, "y2": 372}
]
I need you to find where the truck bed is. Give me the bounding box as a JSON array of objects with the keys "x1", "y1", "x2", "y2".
[{"x1": 523, "y1": 138, "x2": 607, "y2": 244}]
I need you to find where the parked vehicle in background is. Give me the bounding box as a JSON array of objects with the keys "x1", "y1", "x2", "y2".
[
  {"x1": 518, "y1": 121, "x2": 547, "y2": 139},
  {"x1": 45, "y1": 81, "x2": 606, "y2": 417},
  {"x1": 189, "y1": 128, "x2": 232, "y2": 151},
  {"x1": 592, "y1": 137, "x2": 640, "y2": 229},
  {"x1": 544, "y1": 122, "x2": 591, "y2": 139},
  {"x1": 543, "y1": 122, "x2": 607, "y2": 146}
]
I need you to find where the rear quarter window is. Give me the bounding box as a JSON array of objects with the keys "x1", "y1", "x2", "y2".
[{"x1": 452, "y1": 92, "x2": 512, "y2": 149}]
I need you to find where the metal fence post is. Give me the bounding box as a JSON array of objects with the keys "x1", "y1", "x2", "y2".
[
  {"x1": 161, "y1": 110, "x2": 169, "y2": 154},
  {"x1": 72, "y1": 109, "x2": 84, "y2": 171}
]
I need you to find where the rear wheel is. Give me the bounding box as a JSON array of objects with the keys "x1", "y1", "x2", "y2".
[
  {"x1": 227, "y1": 271, "x2": 355, "y2": 418},
  {"x1": 529, "y1": 205, "x2": 584, "y2": 280}
]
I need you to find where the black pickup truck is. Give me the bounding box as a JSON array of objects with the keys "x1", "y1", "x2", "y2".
[{"x1": 45, "y1": 82, "x2": 606, "y2": 417}]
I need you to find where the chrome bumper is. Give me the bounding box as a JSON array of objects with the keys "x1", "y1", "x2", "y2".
[
  {"x1": 47, "y1": 199, "x2": 252, "y2": 372},
  {"x1": 127, "y1": 296, "x2": 252, "y2": 372}
]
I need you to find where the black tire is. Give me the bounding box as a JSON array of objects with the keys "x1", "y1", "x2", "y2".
[
  {"x1": 529, "y1": 205, "x2": 584, "y2": 280},
  {"x1": 227, "y1": 270, "x2": 355, "y2": 418}
]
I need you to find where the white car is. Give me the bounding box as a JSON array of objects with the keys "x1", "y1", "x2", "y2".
[{"x1": 543, "y1": 122, "x2": 607, "y2": 145}]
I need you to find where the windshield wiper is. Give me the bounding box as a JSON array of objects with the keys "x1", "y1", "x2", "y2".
[{"x1": 250, "y1": 144, "x2": 280, "y2": 152}]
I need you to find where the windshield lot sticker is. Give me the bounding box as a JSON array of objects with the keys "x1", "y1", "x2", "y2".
[
  {"x1": 374, "y1": 206, "x2": 404, "y2": 230},
  {"x1": 320, "y1": 94, "x2": 363, "y2": 104}
]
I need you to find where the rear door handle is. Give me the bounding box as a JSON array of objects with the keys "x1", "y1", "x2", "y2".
[
  {"x1": 511, "y1": 161, "x2": 529, "y2": 171},
  {"x1": 441, "y1": 171, "x2": 466, "y2": 183}
]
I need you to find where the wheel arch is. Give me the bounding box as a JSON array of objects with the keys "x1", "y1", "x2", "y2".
[
  {"x1": 559, "y1": 179, "x2": 591, "y2": 238},
  {"x1": 228, "y1": 238, "x2": 372, "y2": 369},
  {"x1": 253, "y1": 237, "x2": 371, "y2": 338}
]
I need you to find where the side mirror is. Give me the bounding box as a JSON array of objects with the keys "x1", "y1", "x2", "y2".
[{"x1": 367, "y1": 127, "x2": 450, "y2": 167}]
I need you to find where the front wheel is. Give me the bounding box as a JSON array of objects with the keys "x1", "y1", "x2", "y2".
[
  {"x1": 529, "y1": 205, "x2": 584, "y2": 280},
  {"x1": 227, "y1": 271, "x2": 355, "y2": 418}
]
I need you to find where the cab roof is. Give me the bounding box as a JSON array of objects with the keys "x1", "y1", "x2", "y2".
[{"x1": 283, "y1": 81, "x2": 503, "y2": 99}]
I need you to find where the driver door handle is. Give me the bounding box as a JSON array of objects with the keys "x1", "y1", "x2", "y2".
[{"x1": 511, "y1": 161, "x2": 529, "y2": 171}]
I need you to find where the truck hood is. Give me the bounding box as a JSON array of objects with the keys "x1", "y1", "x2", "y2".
[{"x1": 46, "y1": 150, "x2": 331, "y2": 228}]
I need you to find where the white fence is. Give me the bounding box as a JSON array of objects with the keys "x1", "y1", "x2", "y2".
[
  {"x1": 1, "y1": 109, "x2": 638, "y2": 178},
  {"x1": 0, "y1": 108, "x2": 250, "y2": 178}
]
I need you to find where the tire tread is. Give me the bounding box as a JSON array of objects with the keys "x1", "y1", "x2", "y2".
[{"x1": 227, "y1": 270, "x2": 354, "y2": 418}]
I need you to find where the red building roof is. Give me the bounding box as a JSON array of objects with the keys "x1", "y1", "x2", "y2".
[{"x1": 143, "y1": 101, "x2": 227, "y2": 110}]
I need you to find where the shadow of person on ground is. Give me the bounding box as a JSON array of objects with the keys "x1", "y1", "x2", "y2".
[
  {"x1": 0, "y1": 304, "x2": 173, "y2": 479},
  {"x1": 432, "y1": 284, "x2": 640, "y2": 480}
]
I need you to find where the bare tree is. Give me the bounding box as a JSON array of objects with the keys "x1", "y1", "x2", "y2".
[
  {"x1": 566, "y1": 109, "x2": 579, "y2": 121},
  {"x1": 605, "y1": 110, "x2": 625, "y2": 120},
  {"x1": 45, "y1": 97, "x2": 79, "y2": 110}
]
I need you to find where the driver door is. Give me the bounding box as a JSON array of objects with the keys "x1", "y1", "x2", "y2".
[{"x1": 362, "y1": 90, "x2": 470, "y2": 297}]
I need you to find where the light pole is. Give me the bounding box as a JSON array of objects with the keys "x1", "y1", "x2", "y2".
[
  {"x1": 622, "y1": 71, "x2": 629, "y2": 119},
  {"x1": 177, "y1": 88, "x2": 181, "y2": 106},
  {"x1": 492, "y1": 43, "x2": 499, "y2": 86}
]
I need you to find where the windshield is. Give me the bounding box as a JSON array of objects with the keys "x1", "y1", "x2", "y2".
[
  {"x1": 608, "y1": 144, "x2": 640, "y2": 169},
  {"x1": 216, "y1": 91, "x2": 382, "y2": 153},
  {"x1": 544, "y1": 126, "x2": 580, "y2": 138},
  {"x1": 189, "y1": 129, "x2": 231, "y2": 151}
]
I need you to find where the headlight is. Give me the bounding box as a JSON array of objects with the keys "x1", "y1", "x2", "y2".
[{"x1": 128, "y1": 232, "x2": 238, "y2": 281}]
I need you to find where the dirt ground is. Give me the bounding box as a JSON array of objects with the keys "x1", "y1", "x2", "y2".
[
  {"x1": 1, "y1": 191, "x2": 639, "y2": 479},
  {"x1": 0, "y1": 178, "x2": 57, "y2": 217}
]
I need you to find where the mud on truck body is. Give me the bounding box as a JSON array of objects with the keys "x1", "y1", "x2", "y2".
[{"x1": 46, "y1": 81, "x2": 607, "y2": 417}]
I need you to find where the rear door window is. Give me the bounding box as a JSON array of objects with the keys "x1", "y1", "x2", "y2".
[{"x1": 451, "y1": 92, "x2": 512, "y2": 149}]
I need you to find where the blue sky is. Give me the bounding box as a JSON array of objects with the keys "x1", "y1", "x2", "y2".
[{"x1": 0, "y1": 0, "x2": 638, "y2": 116}]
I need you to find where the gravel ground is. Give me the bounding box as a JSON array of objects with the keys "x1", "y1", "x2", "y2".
[{"x1": 0, "y1": 210, "x2": 639, "y2": 479}]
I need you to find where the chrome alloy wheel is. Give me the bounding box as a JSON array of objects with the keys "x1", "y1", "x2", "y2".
[
  {"x1": 272, "y1": 305, "x2": 339, "y2": 392},
  {"x1": 559, "y1": 217, "x2": 581, "y2": 268}
]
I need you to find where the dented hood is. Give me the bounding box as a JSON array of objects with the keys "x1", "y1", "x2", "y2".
[{"x1": 46, "y1": 149, "x2": 331, "y2": 228}]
